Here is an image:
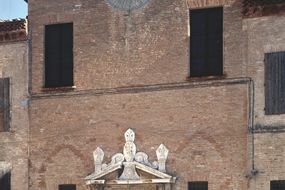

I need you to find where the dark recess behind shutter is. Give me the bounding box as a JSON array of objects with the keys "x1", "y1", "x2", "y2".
[
  {"x1": 0, "y1": 78, "x2": 10, "y2": 132},
  {"x1": 265, "y1": 51, "x2": 285, "y2": 115},
  {"x1": 60, "y1": 24, "x2": 73, "y2": 86},
  {"x1": 190, "y1": 7, "x2": 223, "y2": 77},
  {"x1": 45, "y1": 23, "x2": 73, "y2": 88},
  {"x1": 0, "y1": 171, "x2": 11, "y2": 190},
  {"x1": 59, "y1": 184, "x2": 76, "y2": 190},
  {"x1": 271, "y1": 180, "x2": 285, "y2": 190},
  {"x1": 188, "y1": 181, "x2": 208, "y2": 190}
]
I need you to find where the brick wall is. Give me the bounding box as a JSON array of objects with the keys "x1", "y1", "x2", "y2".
[
  {"x1": 26, "y1": 0, "x2": 285, "y2": 190},
  {"x1": 0, "y1": 0, "x2": 281, "y2": 189},
  {"x1": 29, "y1": 0, "x2": 246, "y2": 93},
  {"x1": 244, "y1": 15, "x2": 285, "y2": 190},
  {"x1": 253, "y1": 133, "x2": 285, "y2": 190},
  {"x1": 0, "y1": 19, "x2": 27, "y2": 43},
  {"x1": 0, "y1": 41, "x2": 29, "y2": 190},
  {"x1": 29, "y1": 84, "x2": 249, "y2": 190}
]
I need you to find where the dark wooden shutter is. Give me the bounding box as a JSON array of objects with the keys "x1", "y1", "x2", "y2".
[
  {"x1": 60, "y1": 24, "x2": 73, "y2": 86},
  {"x1": 188, "y1": 181, "x2": 208, "y2": 190},
  {"x1": 190, "y1": 7, "x2": 223, "y2": 77},
  {"x1": 271, "y1": 180, "x2": 285, "y2": 190},
  {"x1": 0, "y1": 78, "x2": 10, "y2": 132},
  {"x1": 45, "y1": 23, "x2": 73, "y2": 87},
  {"x1": 0, "y1": 171, "x2": 11, "y2": 190},
  {"x1": 265, "y1": 51, "x2": 285, "y2": 115},
  {"x1": 59, "y1": 184, "x2": 76, "y2": 190}
]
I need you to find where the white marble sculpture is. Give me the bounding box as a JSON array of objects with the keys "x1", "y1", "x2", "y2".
[
  {"x1": 120, "y1": 129, "x2": 139, "y2": 180},
  {"x1": 93, "y1": 147, "x2": 104, "y2": 174},
  {"x1": 123, "y1": 128, "x2": 136, "y2": 162},
  {"x1": 156, "y1": 144, "x2": 169, "y2": 172},
  {"x1": 86, "y1": 128, "x2": 175, "y2": 186}
]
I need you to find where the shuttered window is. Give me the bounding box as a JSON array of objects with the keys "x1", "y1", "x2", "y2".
[
  {"x1": 265, "y1": 51, "x2": 285, "y2": 115},
  {"x1": 271, "y1": 180, "x2": 285, "y2": 190},
  {"x1": 45, "y1": 23, "x2": 73, "y2": 88},
  {"x1": 59, "y1": 184, "x2": 76, "y2": 190},
  {"x1": 0, "y1": 171, "x2": 11, "y2": 190},
  {"x1": 190, "y1": 7, "x2": 223, "y2": 77},
  {"x1": 0, "y1": 78, "x2": 10, "y2": 132},
  {"x1": 188, "y1": 181, "x2": 208, "y2": 190}
]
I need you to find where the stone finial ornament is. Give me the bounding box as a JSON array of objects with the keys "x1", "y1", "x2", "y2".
[
  {"x1": 124, "y1": 128, "x2": 135, "y2": 142},
  {"x1": 123, "y1": 129, "x2": 136, "y2": 162},
  {"x1": 156, "y1": 144, "x2": 169, "y2": 172},
  {"x1": 120, "y1": 129, "x2": 139, "y2": 179},
  {"x1": 93, "y1": 147, "x2": 104, "y2": 174},
  {"x1": 86, "y1": 128, "x2": 176, "y2": 186}
]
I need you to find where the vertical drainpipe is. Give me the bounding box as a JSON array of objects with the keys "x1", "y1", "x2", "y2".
[
  {"x1": 248, "y1": 78, "x2": 255, "y2": 172},
  {"x1": 247, "y1": 77, "x2": 259, "y2": 189}
]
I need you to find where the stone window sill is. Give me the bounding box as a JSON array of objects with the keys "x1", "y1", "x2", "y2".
[
  {"x1": 186, "y1": 75, "x2": 227, "y2": 82},
  {"x1": 41, "y1": 86, "x2": 76, "y2": 93}
]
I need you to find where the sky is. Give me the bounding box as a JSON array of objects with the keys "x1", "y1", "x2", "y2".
[{"x1": 0, "y1": 0, "x2": 27, "y2": 20}]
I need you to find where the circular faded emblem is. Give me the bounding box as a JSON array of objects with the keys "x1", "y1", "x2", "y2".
[{"x1": 106, "y1": 0, "x2": 150, "y2": 11}]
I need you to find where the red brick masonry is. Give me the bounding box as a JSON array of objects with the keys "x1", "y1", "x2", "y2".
[{"x1": 0, "y1": 19, "x2": 27, "y2": 43}]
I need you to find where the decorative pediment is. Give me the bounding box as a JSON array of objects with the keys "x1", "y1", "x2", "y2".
[{"x1": 85, "y1": 129, "x2": 176, "y2": 187}]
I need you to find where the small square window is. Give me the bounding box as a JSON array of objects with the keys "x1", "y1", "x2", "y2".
[
  {"x1": 188, "y1": 181, "x2": 208, "y2": 190},
  {"x1": 58, "y1": 184, "x2": 76, "y2": 190},
  {"x1": 0, "y1": 171, "x2": 11, "y2": 190},
  {"x1": 271, "y1": 180, "x2": 285, "y2": 190}
]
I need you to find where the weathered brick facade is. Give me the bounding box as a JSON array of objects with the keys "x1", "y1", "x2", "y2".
[
  {"x1": 28, "y1": 0, "x2": 250, "y2": 189},
  {"x1": 29, "y1": 0, "x2": 247, "y2": 93},
  {"x1": 0, "y1": 0, "x2": 284, "y2": 189},
  {"x1": 244, "y1": 15, "x2": 285, "y2": 190},
  {"x1": 29, "y1": 83, "x2": 249, "y2": 190},
  {"x1": 0, "y1": 20, "x2": 29, "y2": 190}
]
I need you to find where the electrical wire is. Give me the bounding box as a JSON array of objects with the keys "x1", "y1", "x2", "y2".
[{"x1": 8, "y1": 0, "x2": 11, "y2": 19}]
